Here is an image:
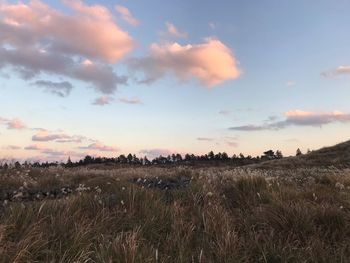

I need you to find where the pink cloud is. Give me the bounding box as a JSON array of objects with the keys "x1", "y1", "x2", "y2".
[
  {"x1": 6, "y1": 118, "x2": 26, "y2": 130},
  {"x1": 226, "y1": 141, "x2": 238, "y2": 147},
  {"x1": 79, "y1": 142, "x2": 119, "y2": 152},
  {"x1": 139, "y1": 148, "x2": 174, "y2": 158},
  {"x1": 284, "y1": 110, "x2": 350, "y2": 126},
  {"x1": 129, "y1": 38, "x2": 241, "y2": 87},
  {"x1": 31, "y1": 129, "x2": 88, "y2": 143},
  {"x1": 4, "y1": 145, "x2": 21, "y2": 150},
  {"x1": 197, "y1": 137, "x2": 214, "y2": 142},
  {"x1": 24, "y1": 144, "x2": 50, "y2": 151},
  {"x1": 0, "y1": 0, "x2": 133, "y2": 93},
  {"x1": 115, "y1": 5, "x2": 139, "y2": 26},
  {"x1": 119, "y1": 97, "x2": 143, "y2": 105},
  {"x1": 0, "y1": 0, "x2": 133, "y2": 63},
  {"x1": 322, "y1": 66, "x2": 350, "y2": 78},
  {"x1": 92, "y1": 96, "x2": 114, "y2": 106},
  {"x1": 230, "y1": 110, "x2": 350, "y2": 131},
  {"x1": 165, "y1": 22, "x2": 187, "y2": 38},
  {"x1": 32, "y1": 130, "x2": 70, "y2": 142}
]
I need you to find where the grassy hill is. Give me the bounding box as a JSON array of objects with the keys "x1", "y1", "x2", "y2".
[
  {"x1": 252, "y1": 140, "x2": 350, "y2": 169},
  {"x1": 1, "y1": 142, "x2": 350, "y2": 262}
]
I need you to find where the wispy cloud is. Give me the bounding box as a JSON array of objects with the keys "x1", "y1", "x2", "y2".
[
  {"x1": 197, "y1": 137, "x2": 214, "y2": 142},
  {"x1": 164, "y1": 22, "x2": 187, "y2": 38},
  {"x1": 229, "y1": 110, "x2": 350, "y2": 131},
  {"x1": 209, "y1": 22, "x2": 217, "y2": 30},
  {"x1": 24, "y1": 144, "x2": 86, "y2": 161},
  {"x1": 139, "y1": 148, "x2": 174, "y2": 158},
  {"x1": 32, "y1": 131, "x2": 70, "y2": 142},
  {"x1": 219, "y1": 110, "x2": 232, "y2": 116},
  {"x1": 25, "y1": 144, "x2": 50, "y2": 151},
  {"x1": 119, "y1": 97, "x2": 143, "y2": 105},
  {"x1": 128, "y1": 38, "x2": 241, "y2": 87},
  {"x1": 31, "y1": 130, "x2": 87, "y2": 144},
  {"x1": 115, "y1": 5, "x2": 139, "y2": 26},
  {"x1": 4, "y1": 145, "x2": 21, "y2": 150},
  {"x1": 322, "y1": 65, "x2": 350, "y2": 78},
  {"x1": 92, "y1": 96, "x2": 114, "y2": 106},
  {"x1": 79, "y1": 142, "x2": 119, "y2": 152},
  {"x1": 286, "y1": 81, "x2": 296, "y2": 87},
  {"x1": 33, "y1": 80, "x2": 73, "y2": 97},
  {"x1": 0, "y1": 117, "x2": 26, "y2": 130}
]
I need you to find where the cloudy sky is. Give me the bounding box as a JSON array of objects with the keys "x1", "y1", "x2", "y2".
[{"x1": 1, "y1": 0, "x2": 350, "y2": 161}]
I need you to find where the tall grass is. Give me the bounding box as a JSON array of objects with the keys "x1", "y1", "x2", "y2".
[{"x1": 1, "y1": 166, "x2": 350, "y2": 262}]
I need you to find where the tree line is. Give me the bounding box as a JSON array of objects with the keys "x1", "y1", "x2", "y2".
[{"x1": 0, "y1": 148, "x2": 308, "y2": 169}]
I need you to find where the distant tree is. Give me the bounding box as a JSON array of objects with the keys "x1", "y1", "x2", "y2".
[
  {"x1": 127, "y1": 154, "x2": 133, "y2": 163},
  {"x1": 307, "y1": 148, "x2": 311, "y2": 154},
  {"x1": 175, "y1": 154, "x2": 183, "y2": 162},
  {"x1": 83, "y1": 155, "x2": 93, "y2": 164},
  {"x1": 118, "y1": 154, "x2": 127, "y2": 164},
  {"x1": 14, "y1": 161, "x2": 21, "y2": 169},
  {"x1": 143, "y1": 156, "x2": 151, "y2": 165},
  {"x1": 296, "y1": 148, "x2": 302, "y2": 156},
  {"x1": 66, "y1": 156, "x2": 73, "y2": 167},
  {"x1": 208, "y1": 151, "x2": 215, "y2": 160},
  {"x1": 221, "y1": 152, "x2": 229, "y2": 160},
  {"x1": 215, "y1": 152, "x2": 222, "y2": 160},
  {"x1": 263, "y1": 150, "x2": 275, "y2": 159},
  {"x1": 275, "y1": 150, "x2": 283, "y2": 159}
]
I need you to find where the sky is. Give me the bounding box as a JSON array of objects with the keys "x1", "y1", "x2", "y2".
[{"x1": 1, "y1": 0, "x2": 350, "y2": 161}]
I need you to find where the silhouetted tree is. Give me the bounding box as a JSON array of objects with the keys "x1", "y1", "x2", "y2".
[
  {"x1": 263, "y1": 150, "x2": 275, "y2": 159},
  {"x1": 66, "y1": 156, "x2": 73, "y2": 167},
  {"x1": 275, "y1": 150, "x2": 283, "y2": 159},
  {"x1": 296, "y1": 148, "x2": 302, "y2": 156},
  {"x1": 83, "y1": 155, "x2": 93, "y2": 164}
]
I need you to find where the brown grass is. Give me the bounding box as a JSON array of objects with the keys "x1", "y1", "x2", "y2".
[{"x1": 1, "y1": 166, "x2": 350, "y2": 262}]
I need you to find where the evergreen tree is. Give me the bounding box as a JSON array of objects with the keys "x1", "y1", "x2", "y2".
[{"x1": 296, "y1": 148, "x2": 302, "y2": 156}]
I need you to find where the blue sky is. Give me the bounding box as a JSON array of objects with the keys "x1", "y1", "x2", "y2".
[{"x1": 1, "y1": 0, "x2": 350, "y2": 161}]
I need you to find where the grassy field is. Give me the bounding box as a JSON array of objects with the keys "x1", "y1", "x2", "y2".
[{"x1": 1, "y1": 164, "x2": 350, "y2": 262}]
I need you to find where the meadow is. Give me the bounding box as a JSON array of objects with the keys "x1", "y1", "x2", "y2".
[{"x1": 1, "y1": 163, "x2": 350, "y2": 262}]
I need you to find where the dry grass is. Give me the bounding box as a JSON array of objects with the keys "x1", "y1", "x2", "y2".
[
  {"x1": 1, "y1": 166, "x2": 350, "y2": 262},
  {"x1": 252, "y1": 139, "x2": 350, "y2": 170}
]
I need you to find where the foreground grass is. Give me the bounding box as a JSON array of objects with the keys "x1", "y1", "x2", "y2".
[{"x1": 1, "y1": 167, "x2": 350, "y2": 262}]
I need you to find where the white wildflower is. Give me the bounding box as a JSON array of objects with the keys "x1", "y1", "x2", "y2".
[{"x1": 335, "y1": 182, "x2": 345, "y2": 190}]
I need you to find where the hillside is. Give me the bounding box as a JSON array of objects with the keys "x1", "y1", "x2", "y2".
[{"x1": 252, "y1": 140, "x2": 350, "y2": 169}]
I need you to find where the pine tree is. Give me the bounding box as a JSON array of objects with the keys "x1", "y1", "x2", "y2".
[{"x1": 296, "y1": 148, "x2": 302, "y2": 156}]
